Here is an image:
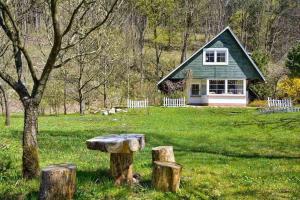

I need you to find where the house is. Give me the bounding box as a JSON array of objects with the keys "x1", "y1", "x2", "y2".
[{"x1": 157, "y1": 26, "x2": 265, "y2": 106}]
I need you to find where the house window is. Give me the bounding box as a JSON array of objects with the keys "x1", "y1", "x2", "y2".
[
  {"x1": 203, "y1": 48, "x2": 228, "y2": 65},
  {"x1": 205, "y1": 51, "x2": 215, "y2": 63},
  {"x1": 191, "y1": 84, "x2": 200, "y2": 96},
  {"x1": 217, "y1": 51, "x2": 226, "y2": 62},
  {"x1": 209, "y1": 80, "x2": 225, "y2": 94},
  {"x1": 227, "y1": 80, "x2": 244, "y2": 94}
]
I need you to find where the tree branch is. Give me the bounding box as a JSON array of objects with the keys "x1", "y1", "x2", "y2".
[
  {"x1": 53, "y1": 50, "x2": 97, "y2": 68},
  {"x1": 62, "y1": 0, "x2": 86, "y2": 37},
  {"x1": 32, "y1": 0, "x2": 62, "y2": 102}
]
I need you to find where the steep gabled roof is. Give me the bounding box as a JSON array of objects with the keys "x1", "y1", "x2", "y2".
[{"x1": 157, "y1": 26, "x2": 265, "y2": 85}]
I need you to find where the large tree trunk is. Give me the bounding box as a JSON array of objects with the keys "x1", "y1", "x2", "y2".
[
  {"x1": 22, "y1": 99, "x2": 40, "y2": 179},
  {"x1": 0, "y1": 84, "x2": 10, "y2": 126}
]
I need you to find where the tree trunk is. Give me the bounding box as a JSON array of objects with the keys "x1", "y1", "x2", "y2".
[
  {"x1": 0, "y1": 97, "x2": 3, "y2": 115},
  {"x1": 180, "y1": 0, "x2": 192, "y2": 63},
  {"x1": 154, "y1": 27, "x2": 162, "y2": 80},
  {"x1": 79, "y1": 98, "x2": 85, "y2": 115},
  {"x1": 63, "y1": 77, "x2": 67, "y2": 115},
  {"x1": 22, "y1": 100, "x2": 40, "y2": 179},
  {"x1": 103, "y1": 82, "x2": 107, "y2": 108},
  {"x1": 0, "y1": 85, "x2": 10, "y2": 126}
]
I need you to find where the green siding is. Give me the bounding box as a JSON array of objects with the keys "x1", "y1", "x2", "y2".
[{"x1": 169, "y1": 30, "x2": 262, "y2": 80}]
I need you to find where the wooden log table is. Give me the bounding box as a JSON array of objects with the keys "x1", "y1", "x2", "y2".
[{"x1": 86, "y1": 134, "x2": 145, "y2": 185}]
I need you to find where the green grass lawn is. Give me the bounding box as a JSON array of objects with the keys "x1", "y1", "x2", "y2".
[{"x1": 0, "y1": 107, "x2": 300, "y2": 200}]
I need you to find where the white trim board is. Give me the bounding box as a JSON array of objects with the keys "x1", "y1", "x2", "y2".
[{"x1": 157, "y1": 26, "x2": 266, "y2": 86}]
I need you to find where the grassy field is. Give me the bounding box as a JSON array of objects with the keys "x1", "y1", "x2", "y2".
[{"x1": 0, "y1": 107, "x2": 300, "y2": 200}]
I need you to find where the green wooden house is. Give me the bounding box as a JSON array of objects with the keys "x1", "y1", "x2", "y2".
[{"x1": 157, "y1": 26, "x2": 265, "y2": 106}]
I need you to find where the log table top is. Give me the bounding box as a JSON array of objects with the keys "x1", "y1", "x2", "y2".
[{"x1": 86, "y1": 134, "x2": 145, "y2": 153}]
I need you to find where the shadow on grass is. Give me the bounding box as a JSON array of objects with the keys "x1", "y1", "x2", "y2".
[
  {"x1": 147, "y1": 132, "x2": 300, "y2": 160},
  {"x1": 77, "y1": 169, "x2": 113, "y2": 184},
  {"x1": 8, "y1": 121, "x2": 300, "y2": 161}
]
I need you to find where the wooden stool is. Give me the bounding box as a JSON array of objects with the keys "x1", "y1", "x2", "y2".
[
  {"x1": 152, "y1": 161, "x2": 182, "y2": 192},
  {"x1": 39, "y1": 163, "x2": 76, "y2": 200},
  {"x1": 152, "y1": 146, "x2": 175, "y2": 163}
]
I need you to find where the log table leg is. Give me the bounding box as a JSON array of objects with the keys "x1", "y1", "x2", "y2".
[{"x1": 110, "y1": 153, "x2": 133, "y2": 185}]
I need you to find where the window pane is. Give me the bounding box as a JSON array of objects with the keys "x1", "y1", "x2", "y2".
[
  {"x1": 191, "y1": 84, "x2": 200, "y2": 96},
  {"x1": 209, "y1": 80, "x2": 225, "y2": 94},
  {"x1": 217, "y1": 51, "x2": 226, "y2": 62},
  {"x1": 205, "y1": 51, "x2": 214, "y2": 62},
  {"x1": 227, "y1": 80, "x2": 244, "y2": 94}
]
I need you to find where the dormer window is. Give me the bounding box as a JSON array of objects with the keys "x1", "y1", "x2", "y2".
[
  {"x1": 203, "y1": 48, "x2": 228, "y2": 65},
  {"x1": 205, "y1": 51, "x2": 215, "y2": 63}
]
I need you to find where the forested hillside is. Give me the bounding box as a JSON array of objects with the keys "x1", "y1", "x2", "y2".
[{"x1": 0, "y1": 0, "x2": 299, "y2": 114}]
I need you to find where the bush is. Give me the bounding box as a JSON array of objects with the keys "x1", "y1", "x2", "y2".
[{"x1": 248, "y1": 100, "x2": 267, "y2": 107}]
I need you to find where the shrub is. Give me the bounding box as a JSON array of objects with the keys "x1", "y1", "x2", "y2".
[
  {"x1": 0, "y1": 154, "x2": 12, "y2": 172},
  {"x1": 248, "y1": 100, "x2": 267, "y2": 107}
]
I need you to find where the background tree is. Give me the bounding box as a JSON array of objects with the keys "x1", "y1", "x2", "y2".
[{"x1": 286, "y1": 42, "x2": 300, "y2": 77}]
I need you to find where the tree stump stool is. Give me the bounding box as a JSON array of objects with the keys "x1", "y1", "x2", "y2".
[
  {"x1": 152, "y1": 146, "x2": 175, "y2": 163},
  {"x1": 39, "y1": 163, "x2": 76, "y2": 200},
  {"x1": 152, "y1": 161, "x2": 182, "y2": 192},
  {"x1": 86, "y1": 134, "x2": 145, "y2": 185}
]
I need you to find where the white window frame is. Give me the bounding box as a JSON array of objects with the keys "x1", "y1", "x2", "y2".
[
  {"x1": 207, "y1": 79, "x2": 246, "y2": 96},
  {"x1": 203, "y1": 48, "x2": 229, "y2": 65}
]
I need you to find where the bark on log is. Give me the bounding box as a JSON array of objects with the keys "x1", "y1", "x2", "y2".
[
  {"x1": 152, "y1": 161, "x2": 182, "y2": 192},
  {"x1": 152, "y1": 146, "x2": 175, "y2": 163},
  {"x1": 110, "y1": 153, "x2": 133, "y2": 185},
  {"x1": 39, "y1": 164, "x2": 76, "y2": 200}
]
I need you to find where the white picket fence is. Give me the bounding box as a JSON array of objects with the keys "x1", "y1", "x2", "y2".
[
  {"x1": 163, "y1": 97, "x2": 186, "y2": 107},
  {"x1": 127, "y1": 99, "x2": 149, "y2": 108},
  {"x1": 261, "y1": 97, "x2": 299, "y2": 113},
  {"x1": 267, "y1": 97, "x2": 293, "y2": 108}
]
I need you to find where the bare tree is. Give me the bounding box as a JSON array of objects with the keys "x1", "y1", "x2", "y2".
[{"x1": 0, "y1": 0, "x2": 120, "y2": 179}]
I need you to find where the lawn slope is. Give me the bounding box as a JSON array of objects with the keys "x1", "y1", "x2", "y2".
[{"x1": 0, "y1": 107, "x2": 299, "y2": 199}]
